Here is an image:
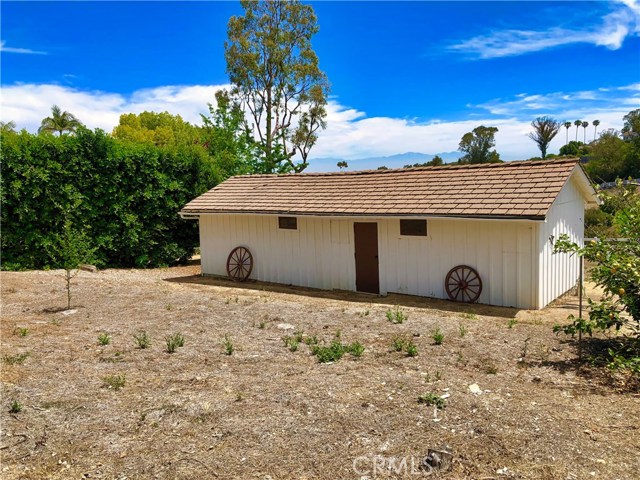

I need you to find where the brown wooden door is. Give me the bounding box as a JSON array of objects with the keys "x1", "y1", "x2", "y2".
[{"x1": 354, "y1": 222, "x2": 379, "y2": 294}]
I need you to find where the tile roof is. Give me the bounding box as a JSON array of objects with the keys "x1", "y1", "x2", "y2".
[{"x1": 181, "y1": 158, "x2": 586, "y2": 220}]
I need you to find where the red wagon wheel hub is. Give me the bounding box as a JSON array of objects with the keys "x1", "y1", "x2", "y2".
[
  {"x1": 445, "y1": 265, "x2": 482, "y2": 303},
  {"x1": 226, "y1": 246, "x2": 253, "y2": 282}
]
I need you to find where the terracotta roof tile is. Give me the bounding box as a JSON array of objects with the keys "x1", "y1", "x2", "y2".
[{"x1": 181, "y1": 158, "x2": 583, "y2": 220}]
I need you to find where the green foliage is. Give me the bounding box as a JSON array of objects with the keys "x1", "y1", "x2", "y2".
[
  {"x1": 559, "y1": 140, "x2": 590, "y2": 157},
  {"x1": 507, "y1": 319, "x2": 518, "y2": 329},
  {"x1": 1, "y1": 128, "x2": 219, "y2": 270},
  {"x1": 417, "y1": 392, "x2": 446, "y2": 409},
  {"x1": 391, "y1": 336, "x2": 406, "y2": 352},
  {"x1": 200, "y1": 90, "x2": 259, "y2": 178},
  {"x1": 346, "y1": 341, "x2": 365, "y2": 358},
  {"x1": 38, "y1": 105, "x2": 83, "y2": 136},
  {"x1": 459, "y1": 324, "x2": 468, "y2": 337},
  {"x1": 133, "y1": 331, "x2": 151, "y2": 349},
  {"x1": 313, "y1": 340, "x2": 346, "y2": 363},
  {"x1": 222, "y1": 334, "x2": 234, "y2": 355},
  {"x1": 282, "y1": 336, "x2": 299, "y2": 352},
  {"x1": 386, "y1": 306, "x2": 407, "y2": 324},
  {"x1": 458, "y1": 126, "x2": 501, "y2": 164},
  {"x1": 166, "y1": 333, "x2": 185, "y2": 353},
  {"x1": 9, "y1": 400, "x2": 23, "y2": 413},
  {"x1": 527, "y1": 116, "x2": 561, "y2": 159},
  {"x1": 3, "y1": 352, "x2": 30, "y2": 365},
  {"x1": 225, "y1": 0, "x2": 329, "y2": 172},
  {"x1": 405, "y1": 340, "x2": 418, "y2": 357},
  {"x1": 13, "y1": 327, "x2": 29, "y2": 337},
  {"x1": 337, "y1": 161, "x2": 348, "y2": 170},
  {"x1": 585, "y1": 130, "x2": 636, "y2": 183},
  {"x1": 97, "y1": 332, "x2": 111, "y2": 346},
  {"x1": 102, "y1": 373, "x2": 126, "y2": 391},
  {"x1": 404, "y1": 155, "x2": 444, "y2": 168},
  {"x1": 431, "y1": 327, "x2": 445, "y2": 345},
  {"x1": 553, "y1": 184, "x2": 640, "y2": 371},
  {"x1": 391, "y1": 336, "x2": 417, "y2": 356},
  {"x1": 113, "y1": 111, "x2": 199, "y2": 147},
  {"x1": 585, "y1": 207, "x2": 614, "y2": 238}
]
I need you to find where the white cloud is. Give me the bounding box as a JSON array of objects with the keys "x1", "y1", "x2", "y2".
[
  {"x1": 0, "y1": 82, "x2": 635, "y2": 169},
  {"x1": 448, "y1": 0, "x2": 640, "y2": 59},
  {"x1": 0, "y1": 40, "x2": 47, "y2": 55}
]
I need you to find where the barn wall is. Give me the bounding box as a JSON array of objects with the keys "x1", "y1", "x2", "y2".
[
  {"x1": 199, "y1": 214, "x2": 540, "y2": 309},
  {"x1": 199, "y1": 215, "x2": 356, "y2": 291},
  {"x1": 538, "y1": 177, "x2": 585, "y2": 308},
  {"x1": 377, "y1": 218, "x2": 538, "y2": 309}
]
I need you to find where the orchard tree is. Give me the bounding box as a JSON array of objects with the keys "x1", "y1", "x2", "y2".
[
  {"x1": 554, "y1": 183, "x2": 639, "y2": 374},
  {"x1": 38, "y1": 105, "x2": 83, "y2": 136},
  {"x1": 458, "y1": 126, "x2": 501, "y2": 164},
  {"x1": 527, "y1": 116, "x2": 561, "y2": 158},
  {"x1": 225, "y1": 0, "x2": 329, "y2": 173}
]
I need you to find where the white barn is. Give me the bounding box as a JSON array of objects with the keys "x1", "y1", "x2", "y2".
[{"x1": 181, "y1": 158, "x2": 598, "y2": 309}]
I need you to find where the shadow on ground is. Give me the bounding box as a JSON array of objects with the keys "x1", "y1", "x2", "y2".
[{"x1": 164, "y1": 272, "x2": 521, "y2": 319}]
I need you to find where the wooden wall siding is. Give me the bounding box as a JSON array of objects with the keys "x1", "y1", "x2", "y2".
[
  {"x1": 199, "y1": 215, "x2": 356, "y2": 291},
  {"x1": 199, "y1": 214, "x2": 540, "y2": 309},
  {"x1": 377, "y1": 218, "x2": 537, "y2": 309},
  {"x1": 538, "y1": 177, "x2": 584, "y2": 308}
]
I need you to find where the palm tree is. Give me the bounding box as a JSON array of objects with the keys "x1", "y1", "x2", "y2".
[
  {"x1": 563, "y1": 121, "x2": 572, "y2": 145},
  {"x1": 582, "y1": 121, "x2": 589, "y2": 143},
  {"x1": 593, "y1": 119, "x2": 600, "y2": 141},
  {"x1": 38, "y1": 105, "x2": 83, "y2": 136},
  {"x1": 574, "y1": 119, "x2": 582, "y2": 141}
]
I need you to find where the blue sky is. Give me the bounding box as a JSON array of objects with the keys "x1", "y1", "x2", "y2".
[{"x1": 2, "y1": 1, "x2": 639, "y2": 170}]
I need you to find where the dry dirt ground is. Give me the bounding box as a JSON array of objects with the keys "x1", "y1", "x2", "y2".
[{"x1": 1, "y1": 265, "x2": 638, "y2": 479}]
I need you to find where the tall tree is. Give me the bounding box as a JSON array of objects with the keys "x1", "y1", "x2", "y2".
[
  {"x1": 582, "y1": 121, "x2": 589, "y2": 143},
  {"x1": 225, "y1": 0, "x2": 329, "y2": 173},
  {"x1": 592, "y1": 119, "x2": 600, "y2": 141},
  {"x1": 201, "y1": 90, "x2": 259, "y2": 177},
  {"x1": 574, "y1": 119, "x2": 582, "y2": 141},
  {"x1": 527, "y1": 116, "x2": 561, "y2": 159},
  {"x1": 38, "y1": 105, "x2": 83, "y2": 136},
  {"x1": 458, "y1": 126, "x2": 501, "y2": 164},
  {"x1": 563, "y1": 121, "x2": 572, "y2": 145},
  {"x1": 0, "y1": 120, "x2": 16, "y2": 133},
  {"x1": 113, "y1": 111, "x2": 199, "y2": 147},
  {"x1": 621, "y1": 108, "x2": 639, "y2": 139}
]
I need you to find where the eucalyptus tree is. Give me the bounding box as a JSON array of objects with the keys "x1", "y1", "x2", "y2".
[
  {"x1": 458, "y1": 126, "x2": 501, "y2": 164},
  {"x1": 225, "y1": 0, "x2": 329, "y2": 173},
  {"x1": 528, "y1": 116, "x2": 561, "y2": 158},
  {"x1": 38, "y1": 105, "x2": 83, "y2": 136}
]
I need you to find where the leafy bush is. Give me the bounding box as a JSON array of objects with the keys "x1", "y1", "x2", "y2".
[
  {"x1": 1, "y1": 128, "x2": 220, "y2": 270},
  {"x1": 417, "y1": 392, "x2": 446, "y2": 409},
  {"x1": 386, "y1": 307, "x2": 407, "y2": 324},
  {"x1": 102, "y1": 373, "x2": 126, "y2": 391},
  {"x1": 97, "y1": 333, "x2": 111, "y2": 346},
  {"x1": 553, "y1": 182, "x2": 639, "y2": 373},
  {"x1": 166, "y1": 333, "x2": 185, "y2": 353}
]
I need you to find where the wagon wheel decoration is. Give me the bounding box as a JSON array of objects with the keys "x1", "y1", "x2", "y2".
[
  {"x1": 226, "y1": 246, "x2": 253, "y2": 282},
  {"x1": 445, "y1": 265, "x2": 482, "y2": 303}
]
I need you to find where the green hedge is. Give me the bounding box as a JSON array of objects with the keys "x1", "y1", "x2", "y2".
[{"x1": 1, "y1": 128, "x2": 220, "y2": 270}]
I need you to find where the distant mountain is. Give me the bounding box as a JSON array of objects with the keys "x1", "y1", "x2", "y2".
[{"x1": 307, "y1": 151, "x2": 462, "y2": 172}]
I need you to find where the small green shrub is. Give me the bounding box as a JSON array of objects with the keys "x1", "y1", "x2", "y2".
[
  {"x1": 9, "y1": 400, "x2": 23, "y2": 413},
  {"x1": 303, "y1": 335, "x2": 319, "y2": 346},
  {"x1": 313, "y1": 341, "x2": 345, "y2": 363},
  {"x1": 459, "y1": 324, "x2": 468, "y2": 337},
  {"x1": 3, "y1": 352, "x2": 30, "y2": 365},
  {"x1": 405, "y1": 340, "x2": 418, "y2": 357},
  {"x1": 222, "y1": 334, "x2": 234, "y2": 355},
  {"x1": 98, "y1": 332, "x2": 111, "y2": 346},
  {"x1": 392, "y1": 336, "x2": 406, "y2": 352},
  {"x1": 386, "y1": 306, "x2": 407, "y2": 324},
  {"x1": 507, "y1": 319, "x2": 518, "y2": 329},
  {"x1": 293, "y1": 330, "x2": 305, "y2": 343},
  {"x1": 166, "y1": 333, "x2": 185, "y2": 353},
  {"x1": 431, "y1": 327, "x2": 445, "y2": 345},
  {"x1": 347, "y1": 341, "x2": 365, "y2": 358},
  {"x1": 133, "y1": 331, "x2": 151, "y2": 349},
  {"x1": 258, "y1": 321, "x2": 266, "y2": 329},
  {"x1": 102, "y1": 373, "x2": 126, "y2": 391},
  {"x1": 13, "y1": 327, "x2": 29, "y2": 337},
  {"x1": 461, "y1": 312, "x2": 477, "y2": 320},
  {"x1": 417, "y1": 392, "x2": 446, "y2": 409}
]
